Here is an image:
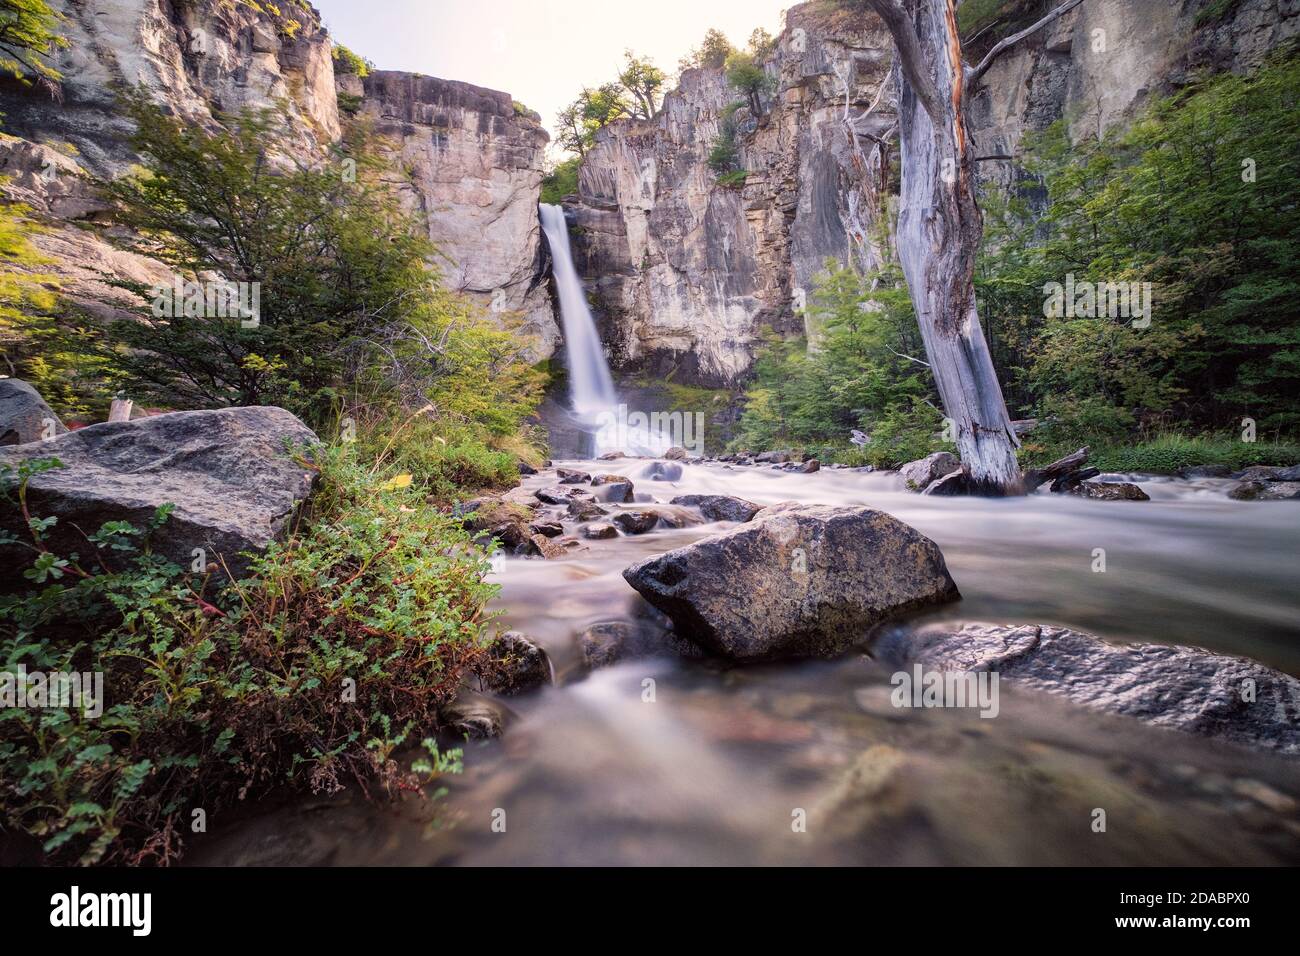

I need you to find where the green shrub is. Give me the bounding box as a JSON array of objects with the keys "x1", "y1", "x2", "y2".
[{"x1": 0, "y1": 444, "x2": 489, "y2": 865}]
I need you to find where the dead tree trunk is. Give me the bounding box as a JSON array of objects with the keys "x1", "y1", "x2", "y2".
[{"x1": 865, "y1": 0, "x2": 1084, "y2": 495}]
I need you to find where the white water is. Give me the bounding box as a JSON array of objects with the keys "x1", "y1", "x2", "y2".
[{"x1": 539, "y1": 203, "x2": 673, "y2": 456}]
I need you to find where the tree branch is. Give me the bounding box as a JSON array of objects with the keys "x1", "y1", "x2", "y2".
[
  {"x1": 865, "y1": 0, "x2": 943, "y2": 122},
  {"x1": 965, "y1": 0, "x2": 1086, "y2": 88}
]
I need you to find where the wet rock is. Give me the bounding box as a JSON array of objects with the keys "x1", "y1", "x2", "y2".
[
  {"x1": 1235, "y1": 465, "x2": 1283, "y2": 482},
  {"x1": 535, "y1": 485, "x2": 589, "y2": 505},
  {"x1": 1070, "y1": 480, "x2": 1150, "y2": 501},
  {"x1": 567, "y1": 498, "x2": 608, "y2": 521},
  {"x1": 669, "y1": 493, "x2": 762, "y2": 523},
  {"x1": 592, "y1": 479, "x2": 634, "y2": 503},
  {"x1": 1228, "y1": 480, "x2": 1300, "y2": 501},
  {"x1": 462, "y1": 496, "x2": 534, "y2": 549},
  {"x1": 0, "y1": 406, "x2": 317, "y2": 589},
  {"x1": 583, "y1": 522, "x2": 619, "y2": 540},
  {"x1": 0, "y1": 378, "x2": 67, "y2": 446},
  {"x1": 1276, "y1": 465, "x2": 1300, "y2": 482},
  {"x1": 1049, "y1": 467, "x2": 1100, "y2": 493},
  {"x1": 640, "y1": 461, "x2": 682, "y2": 481},
  {"x1": 579, "y1": 620, "x2": 687, "y2": 668},
  {"x1": 526, "y1": 533, "x2": 567, "y2": 559},
  {"x1": 623, "y1": 505, "x2": 959, "y2": 661},
  {"x1": 597, "y1": 451, "x2": 625, "y2": 460},
  {"x1": 501, "y1": 485, "x2": 541, "y2": 507},
  {"x1": 517, "y1": 461, "x2": 537, "y2": 475},
  {"x1": 590, "y1": 473, "x2": 625, "y2": 485},
  {"x1": 612, "y1": 510, "x2": 658, "y2": 534},
  {"x1": 799, "y1": 459, "x2": 820, "y2": 473},
  {"x1": 528, "y1": 520, "x2": 564, "y2": 538},
  {"x1": 899, "y1": 452, "x2": 959, "y2": 492},
  {"x1": 874, "y1": 622, "x2": 1300, "y2": 756},
  {"x1": 557, "y1": 468, "x2": 590, "y2": 484},
  {"x1": 481, "y1": 631, "x2": 552, "y2": 695},
  {"x1": 923, "y1": 471, "x2": 968, "y2": 496},
  {"x1": 664, "y1": 446, "x2": 688, "y2": 460},
  {"x1": 755, "y1": 451, "x2": 789, "y2": 463},
  {"x1": 440, "y1": 689, "x2": 509, "y2": 739}
]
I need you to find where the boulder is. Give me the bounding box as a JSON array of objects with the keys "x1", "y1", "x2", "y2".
[
  {"x1": 526, "y1": 533, "x2": 567, "y2": 558},
  {"x1": 597, "y1": 451, "x2": 625, "y2": 460},
  {"x1": 612, "y1": 510, "x2": 658, "y2": 535},
  {"x1": 874, "y1": 622, "x2": 1300, "y2": 756},
  {"x1": 480, "y1": 631, "x2": 552, "y2": 695},
  {"x1": 583, "y1": 522, "x2": 619, "y2": 540},
  {"x1": 556, "y1": 468, "x2": 590, "y2": 484},
  {"x1": 578, "y1": 619, "x2": 702, "y2": 668},
  {"x1": 1276, "y1": 465, "x2": 1300, "y2": 481},
  {"x1": 590, "y1": 473, "x2": 626, "y2": 486},
  {"x1": 799, "y1": 459, "x2": 820, "y2": 473},
  {"x1": 1069, "y1": 480, "x2": 1150, "y2": 501},
  {"x1": 0, "y1": 406, "x2": 317, "y2": 589},
  {"x1": 669, "y1": 494, "x2": 762, "y2": 523},
  {"x1": 922, "y1": 471, "x2": 968, "y2": 496},
  {"x1": 592, "y1": 479, "x2": 634, "y2": 503},
  {"x1": 663, "y1": 446, "x2": 688, "y2": 461},
  {"x1": 622, "y1": 505, "x2": 959, "y2": 661},
  {"x1": 1227, "y1": 480, "x2": 1300, "y2": 501},
  {"x1": 1176, "y1": 464, "x2": 1232, "y2": 479},
  {"x1": 0, "y1": 378, "x2": 67, "y2": 446},
  {"x1": 567, "y1": 498, "x2": 608, "y2": 521},
  {"x1": 528, "y1": 520, "x2": 564, "y2": 538},
  {"x1": 535, "y1": 485, "x2": 589, "y2": 505},
  {"x1": 1235, "y1": 465, "x2": 1283, "y2": 482},
  {"x1": 517, "y1": 461, "x2": 538, "y2": 475},
  {"x1": 755, "y1": 451, "x2": 789, "y2": 464},
  {"x1": 898, "y1": 452, "x2": 959, "y2": 492}
]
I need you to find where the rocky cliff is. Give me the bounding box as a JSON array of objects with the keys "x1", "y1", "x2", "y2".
[
  {"x1": 0, "y1": 0, "x2": 556, "y2": 352},
  {"x1": 566, "y1": 0, "x2": 1299, "y2": 387}
]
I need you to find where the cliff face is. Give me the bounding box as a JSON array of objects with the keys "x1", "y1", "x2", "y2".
[
  {"x1": 0, "y1": 0, "x2": 556, "y2": 352},
  {"x1": 355, "y1": 72, "x2": 557, "y2": 356},
  {"x1": 568, "y1": 0, "x2": 1299, "y2": 387},
  {"x1": 569, "y1": 4, "x2": 893, "y2": 386}
]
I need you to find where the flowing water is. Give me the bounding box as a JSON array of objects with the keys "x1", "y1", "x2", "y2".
[{"x1": 192, "y1": 462, "x2": 1300, "y2": 867}]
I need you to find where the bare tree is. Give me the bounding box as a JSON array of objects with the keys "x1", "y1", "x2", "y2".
[{"x1": 864, "y1": 0, "x2": 1084, "y2": 494}]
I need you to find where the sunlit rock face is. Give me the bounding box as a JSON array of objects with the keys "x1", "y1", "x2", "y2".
[
  {"x1": 568, "y1": 3, "x2": 895, "y2": 386},
  {"x1": 0, "y1": 0, "x2": 556, "y2": 360},
  {"x1": 357, "y1": 72, "x2": 559, "y2": 359}
]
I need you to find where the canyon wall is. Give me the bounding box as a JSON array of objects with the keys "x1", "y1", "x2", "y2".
[
  {"x1": 568, "y1": 0, "x2": 1299, "y2": 387},
  {"x1": 0, "y1": 0, "x2": 557, "y2": 353}
]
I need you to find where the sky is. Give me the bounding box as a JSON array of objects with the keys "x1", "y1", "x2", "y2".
[{"x1": 311, "y1": 0, "x2": 793, "y2": 159}]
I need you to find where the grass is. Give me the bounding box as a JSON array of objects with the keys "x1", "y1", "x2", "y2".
[{"x1": 1020, "y1": 433, "x2": 1300, "y2": 474}]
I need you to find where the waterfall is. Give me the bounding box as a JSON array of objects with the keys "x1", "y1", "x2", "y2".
[
  {"x1": 539, "y1": 203, "x2": 672, "y2": 456},
  {"x1": 539, "y1": 203, "x2": 616, "y2": 416}
]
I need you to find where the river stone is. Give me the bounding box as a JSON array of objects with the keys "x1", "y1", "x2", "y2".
[
  {"x1": 461, "y1": 496, "x2": 534, "y2": 549},
  {"x1": 590, "y1": 473, "x2": 625, "y2": 485},
  {"x1": 664, "y1": 446, "x2": 688, "y2": 460},
  {"x1": 1234, "y1": 465, "x2": 1283, "y2": 482},
  {"x1": 528, "y1": 520, "x2": 563, "y2": 538},
  {"x1": 669, "y1": 493, "x2": 762, "y2": 523},
  {"x1": 440, "y1": 689, "x2": 510, "y2": 739},
  {"x1": 535, "y1": 485, "x2": 589, "y2": 505},
  {"x1": 1069, "y1": 480, "x2": 1150, "y2": 501},
  {"x1": 622, "y1": 505, "x2": 960, "y2": 661},
  {"x1": 481, "y1": 631, "x2": 552, "y2": 695},
  {"x1": 593, "y1": 479, "x2": 634, "y2": 503},
  {"x1": 578, "y1": 619, "x2": 703, "y2": 668},
  {"x1": 1177, "y1": 464, "x2": 1232, "y2": 479},
  {"x1": 567, "y1": 498, "x2": 608, "y2": 521},
  {"x1": 612, "y1": 510, "x2": 658, "y2": 534},
  {"x1": 799, "y1": 459, "x2": 820, "y2": 473},
  {"x1": 583, "y1": 522, "x2": 619, "y2": 539},
  {"x1": 1228, "y1": 480, "x2": 1300, "y2": 501},
  {"x1": 874, "y1": 622, "x2": 1300, "y2": 756},
  {"x1": 1276, "y1": 465, "x2": 1300, "y2": 481},
  {"x1": 0, "y1": 378, "x2": 67, "y2": 446},
  {"x1": 898, "y1": 452, "x2": 959, "y2": 491},
  {"x1": 0, "y1": 406, "x2": 317, "y2": 589},
  {"x1": 556, "y1": 468, "x2": 590, "y2": 484},
  {"x1": 640, "y1": 461, "x2": 682, "y2": 481},
  {"x1": 526, "y1": 533, "x2": 567, "y2": 558}
]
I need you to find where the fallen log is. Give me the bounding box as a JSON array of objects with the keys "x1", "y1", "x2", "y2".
[{"x1": 1023, "y1": 446, "x2": 1089, "y2": 492}]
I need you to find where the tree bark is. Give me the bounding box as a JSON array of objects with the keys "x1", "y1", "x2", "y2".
[{"x1": 867, "y1": 0, "x2": 1023, "y2": 494}]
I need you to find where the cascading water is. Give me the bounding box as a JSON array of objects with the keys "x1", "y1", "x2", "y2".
[{"x1": 539, "y1": 203, "x2": 672, "y2": 456}]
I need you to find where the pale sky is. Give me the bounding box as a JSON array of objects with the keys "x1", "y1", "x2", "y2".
[{"x1": 312, "y1": 0, "x2": 793, "y2": 159}]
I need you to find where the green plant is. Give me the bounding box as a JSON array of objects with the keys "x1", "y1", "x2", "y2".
[
  {"x1": 0, "y1": 0, "x2": 68, "y2": 86},
  {"x1": 330, "y1": 42, "x2": 370, "y2": 77}
]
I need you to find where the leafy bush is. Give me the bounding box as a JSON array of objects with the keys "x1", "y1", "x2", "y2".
[
  {"x1": 1022, "y1": 433, "x2": 1300, "y2": 473},
  {"x1": 0, "y1": 445, "x2": 489, "y2": 865},
  {"x1": 541, "y1": 156, "x2": 581, "y2": 204},
  {"x1": 330, "y1": 42, "x2": 370, "y2": 77}
]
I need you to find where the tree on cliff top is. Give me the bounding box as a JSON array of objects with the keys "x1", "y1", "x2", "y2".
[
  {"x1": 859, "y1": 0, "x2": 1085, "y2": 494},
  {"x1": 679, "y1": 28, "x2": 735, "y2": 71},
  {"x1": 618, "y1": 51, "x2": 666, "y2": 120}
]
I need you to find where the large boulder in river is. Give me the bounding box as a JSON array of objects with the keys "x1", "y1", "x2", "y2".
[
  {"x1": 875, "y1": 622, "x2": 1300, "y2": 756},
  {"x1": 0, "y1": 378, "x2": 67, "y2": 446},
  {"x1": 0, "y1": 406, "x2": 318, "y2": 590},
  {"x1": 622, "y1": 504, "x2": 959, "y2": 661},
  {"x1": 669, "y1": 493, "x2": 761, "y2": 523},
  {"x1": 898, "y1": 452, "x2": 959, "y2": 492}
]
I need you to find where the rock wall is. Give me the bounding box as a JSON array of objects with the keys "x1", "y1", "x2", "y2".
[
  {"x1": 567, "y1": 0, "x2": 1298, "y2": 386},
  {"x1": 0, "y1": 0, "x2": 556, "y2": 354}
]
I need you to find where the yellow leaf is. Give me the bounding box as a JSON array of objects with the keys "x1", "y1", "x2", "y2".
[{"x1": 380, "y1": 473, "x2": 412, "y2": 491}]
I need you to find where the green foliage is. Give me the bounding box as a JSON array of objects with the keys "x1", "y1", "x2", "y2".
[
  {"x1": 1020, "y1": 433, "x2": 1300, "y2": 474},
  {"x1": 680, "y1": 28, "x2": 735, "y2": 71},
  {"x1": 747, "y1": 28, "x2": 776, "y2": 61},
  {"x1": 556, "y1": 83, "x2": 628, "y2": 156},
  {"x1": 716, "y1": 170, "x2": 747, "y2": 188},
  {"x1": 732, "y1": 260, "x2": 946, "y2": 466},
  {"x1": 708, "y1": 102, "x2": 744, "y2": 177},
  {"x1": 541, "y1": 155, "x2": 581, "y2": 204},
  {"x1": 0, "y1": 443, "x2": 485, "y2": 865},
  {"x1": 724, "y1": 51, "x2": 772, "y2": 116},
  {"x1": 331, "y1": 42, "x2": 371, "y2": 78},
  {"x1": 617, "y1": 50, "x2": 666, "y2": 120},
  {"x1": 977, "y1": 50, "x2": 1300, "y2": 447},
  {"x1": 0, "y1": 0, "x2": 68, "y2": 86}
]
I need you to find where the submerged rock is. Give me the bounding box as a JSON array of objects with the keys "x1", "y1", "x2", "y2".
[
  {"x1": 874, "y1": 622, "x2": 1300, "y2": 756},
  {"x1": 641, "y1": 461, "x2": 683, "y2": 482},
  {"x1": 622, "y1": 504, "x2": 959, "y2": 661},
  {"x1": 556, "y1": 468, "x2": 590, "y2": 484},
  {"x1": 583, "y1": 522, "x2": 619, "y2": 540},
  {"x1": 0, "y1": 378, "x2": 67, "y2": 446},
  {"x1": 669, "y1": 493, "x2": 762, "y2": 523},
  {"x1": 898, "y1": 452, "x2": 959, "y2": 492},
  {"x1": 567, "y1": 498, "x2": 608, "y2": 521},
  {"x1": 0, "y1": 406, "x2": 317, "y2": 589},
  {"x1": 612, "y1": 510, "x2": 659, "y2": 534},
  {"x1": 1070, "y1": 480, "x2": 1150, "y2": 501},
  {"x1": 592, "y1": 479, "x2": 634, "y2": 503},
  {"x1": 526, "y1": 533, "x2": 567, "y2": 558},
  {"x1": 1228, "y1": 480, "x2": 1300, "y2": 501},
  {"x1": 440, "y1": 689, "x2": 511, "y2": 739}
]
